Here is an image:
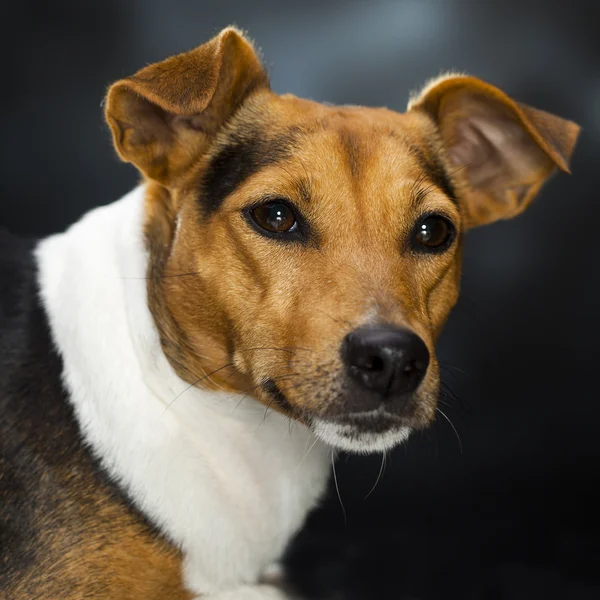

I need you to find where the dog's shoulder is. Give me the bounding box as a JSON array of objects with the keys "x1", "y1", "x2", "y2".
[{"x1": 0, "y1": 229, "x2": 190, "y2": 600}]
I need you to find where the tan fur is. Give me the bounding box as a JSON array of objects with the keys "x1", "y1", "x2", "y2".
[
  {"x1": 18, "y1": 505, "x2": 192, "y2": 600},
  {"x1": 5, "y1": 419, "x2": 192, "y2": 600}
]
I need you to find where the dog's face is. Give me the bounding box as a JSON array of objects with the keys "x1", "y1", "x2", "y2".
[{"x1": 106, "y1": 28, "x2": 579, "y2": 452}]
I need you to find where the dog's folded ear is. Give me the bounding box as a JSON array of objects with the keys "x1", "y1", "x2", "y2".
[
  {"x1": 409, "y1": 75, "x2": 580, "y2": 228},
  {"x1": 105, "y1": 27, "x2": 268, "y2": 183}
]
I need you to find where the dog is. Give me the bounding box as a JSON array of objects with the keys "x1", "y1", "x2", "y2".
[{"x1": 0, "y1": 26, "x2": 579, "y2": 599}]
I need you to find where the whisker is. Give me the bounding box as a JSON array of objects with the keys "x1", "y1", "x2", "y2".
[
  {"x1": 414, "y1": 178, "x2": 440, "y2": 201},
  {"x1": 440, "y1": 381, "x2": 460, "y2": 401},
  {"x1": 296, "y1": 436, "x2": 320, "y2": 472},
  {"x1": 439, "y1": 364, "x2": 461, "y2": 389},
  {"x1": 449, "y1": 163, "x2": 471, "y2": 178},
  {"x1": 440, "y1": 381, "x2": 470, "y2": 414},
  {"x1": 431, "y1": 133, "x2": 460, "y2": 159},
  {"x1": 331, "y1": 450, "x2": 347, "y2": 524},
  {"x1": 260, "y1": 396, "x2": 277, "y2": 426},
  {"x1": 257, "y1": 374, "x2": 313, "y2": 428},
  {"x1": 436, "y1": 406, "x2": 463, "y2": 454},
  {"x1": 364, "y1": 451, "x2": 387, "y2": 499},
  {"x1": 437, "y1": 397, "x2": 454, "y2": 410},
  {"x1": 440, "y1": 361, "x2": 469, "y2": 377},
  {"x1": 231, "y1": 372, "x2": 301, "y2": 415},
  {"x1": 409, "y1": 166, "x2": 428, "y2": 198},
  {"x1": 412, "y1": 148, "x2": 469, "y2": 200},
  {"x1": 210, "y1": 367, "x2": 237, "y2": 393},
  {"x1": 315, "y1": 308, "x2": 353, "y2": 329},
  {"x1": 160, "y1": 362, "x2": 233, "y2": 418}
]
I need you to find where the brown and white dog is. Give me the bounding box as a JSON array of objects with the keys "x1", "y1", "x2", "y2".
[{"x1": 0, "y1": 27, "x2": 579, "y2": 599}]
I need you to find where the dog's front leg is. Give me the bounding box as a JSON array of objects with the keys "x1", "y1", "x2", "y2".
[{"x1": 184, "y1": 553, "x2": 298, "y2": 599}]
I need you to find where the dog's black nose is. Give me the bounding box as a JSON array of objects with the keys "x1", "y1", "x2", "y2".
[{"x1": 342, "y1": 325, "x2": 429, "y2": 397}]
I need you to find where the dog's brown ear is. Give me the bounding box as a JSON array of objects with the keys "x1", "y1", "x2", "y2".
[
  {"x1": 409, "y1": 75, "x2": 580, "y2": 228},
  {"x1": 105, "y1": 27, "x2": 268, "y2": 183}
]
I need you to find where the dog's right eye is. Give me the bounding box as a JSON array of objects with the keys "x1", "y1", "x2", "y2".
[
  {"x1": 248, "y1": 201, "x2": 298, "y2": 235},
  {"x1": 411, "y1": 214, "x2": 455, "y2": 253},
  {"x1": 251, "y1": 202, "x2": 297, "y2": 233}
]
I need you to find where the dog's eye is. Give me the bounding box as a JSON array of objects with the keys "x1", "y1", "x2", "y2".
[
  {"x1": 412, "y1": 215, "x2": 455, "y2": 252},
  {"x1": 250, "y1": 202, "x2": 297, "y2": 234}
]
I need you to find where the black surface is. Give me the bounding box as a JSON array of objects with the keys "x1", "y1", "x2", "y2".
[{"x1": 1, "y1": 1, "x2": 599, "y2": 598}]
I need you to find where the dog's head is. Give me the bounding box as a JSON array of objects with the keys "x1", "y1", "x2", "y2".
[{"x1": 105, "y1": 28, "x2": 579, "y2": 453}]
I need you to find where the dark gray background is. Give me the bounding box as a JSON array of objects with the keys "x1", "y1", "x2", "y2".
[{"x1": 2, "y1": 1, "x2": 599, "y2": 598}]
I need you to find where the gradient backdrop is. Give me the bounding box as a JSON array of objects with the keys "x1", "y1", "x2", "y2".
[{"x1": 2, "y1": 1, "x2": 599, "y2": 598}]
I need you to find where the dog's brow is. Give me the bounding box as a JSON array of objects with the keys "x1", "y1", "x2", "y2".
[
  {"x1": 293, "y1": 177, "x2": 312, "y2": 204},
  {"x1": 377, "y1": 128, "x2": 457, "y2": 205},
  {"x1": 410, "y1": 143, "x2": 457, "y2": 205},
  {"x1": 200, "y1": 126, "x2": 302, "y2": 215}
]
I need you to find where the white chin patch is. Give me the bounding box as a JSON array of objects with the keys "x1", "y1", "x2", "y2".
[{"x1": 311, "y1": 419, "x2": 411, "y2": 454}]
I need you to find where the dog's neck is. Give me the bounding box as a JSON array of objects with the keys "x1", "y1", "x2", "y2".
[{"x1": 35, "y1": 186, "x2": 330, "y2": 593}]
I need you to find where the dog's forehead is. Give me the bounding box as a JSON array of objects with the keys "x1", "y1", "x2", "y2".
[
  {"x1": 247, "y1": 92, "x2": 438, "y2": 155},
  {"x1": 199, "y1": 92, "x2": 453, "y2": 215}
]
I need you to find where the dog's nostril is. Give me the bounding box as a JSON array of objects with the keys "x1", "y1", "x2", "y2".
[
  {"x1": 342, "y1": 325, "x2": 430, "y2": 398},
  {"x1": 364, "y1": 355, "x2": 385, "y2": 372}
]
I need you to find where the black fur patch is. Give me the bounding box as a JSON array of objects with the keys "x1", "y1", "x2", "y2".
[
  {"x1": 200, "y1": 126, "x2": 302, "y2": 216},
  {"x1": 0, "y1": 230, "x2": 165, "y2": 596}
]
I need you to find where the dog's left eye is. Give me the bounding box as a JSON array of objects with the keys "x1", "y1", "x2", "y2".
[
  {"x1": 412, "y1": 214, "x2": 455, "y2": 252},
  {"x1": 249, "y1": 202, "x2": 298, "y2": 234}
]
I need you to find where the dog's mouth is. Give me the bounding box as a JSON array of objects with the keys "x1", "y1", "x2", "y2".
[
  {"x1": 262, "y1": 379, "x2": 298, "y2": 415},
  {"x1": 261, "y1": 380, "x2": 421, "y2": 454},
  {"x1": 328, "y1": 406, "x2": 409, "y2": 432},
  {"x1": 310, "y1": 410, "x2": 413, "y2": 454}
]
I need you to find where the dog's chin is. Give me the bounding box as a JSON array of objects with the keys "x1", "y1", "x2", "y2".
[{"x1": 311, "y1": 415, "x2": 412, "y2": 454}]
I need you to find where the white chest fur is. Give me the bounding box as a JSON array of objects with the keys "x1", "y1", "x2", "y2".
[{"x1": 36, "y1": 187, "x2": 330, "y2": 595}]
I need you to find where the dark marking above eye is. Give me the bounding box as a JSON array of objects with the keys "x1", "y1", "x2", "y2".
[
  {"x1": 200, "y1": 125, "x2": 302, "y2": 216},
  {"x1": 410, "y1": 143, "x2": 457, "y2": 205},
  {"x1": 370, "y1": 127, "x2": 457, "y2": 204},
  {"x1": 427, "y1": 145, "x2": 457, "y2": 202}
]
